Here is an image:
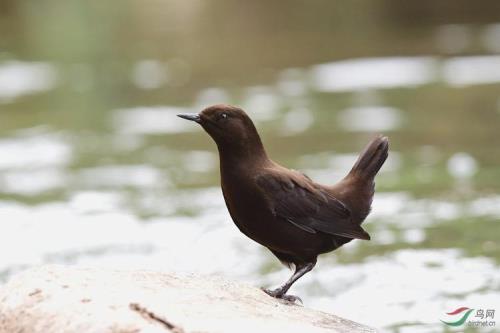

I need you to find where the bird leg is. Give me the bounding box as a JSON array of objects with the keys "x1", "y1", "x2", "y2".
[{"x1": 262, "y1": 262, "x2": 315, "y2": 303}]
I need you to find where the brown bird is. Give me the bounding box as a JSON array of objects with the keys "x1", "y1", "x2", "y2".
[{"x1": 178, "y1": 104, "x2": 388, "y2": 303}]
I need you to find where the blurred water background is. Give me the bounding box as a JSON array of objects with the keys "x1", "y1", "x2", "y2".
[{"x1": 1, "y1": 1, "x2": 500, "y2": 332}]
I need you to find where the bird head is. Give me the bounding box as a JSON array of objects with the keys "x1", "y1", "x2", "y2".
[{"x1": 177, "y1": 105, "x2": 263, "y2": 153}]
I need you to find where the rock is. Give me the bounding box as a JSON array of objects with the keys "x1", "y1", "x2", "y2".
[{"x1": 0, "y1": 265, "x2": 375, "y2": 333}]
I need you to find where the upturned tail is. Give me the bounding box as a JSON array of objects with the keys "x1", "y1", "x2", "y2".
[{"x1": 348, "y1": 135, "x2": 389, "y2": 181}]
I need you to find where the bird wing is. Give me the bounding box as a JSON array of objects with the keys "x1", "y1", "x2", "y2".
[{"x1": 255, "y1": 170, "x2": 370, "y2": 240}]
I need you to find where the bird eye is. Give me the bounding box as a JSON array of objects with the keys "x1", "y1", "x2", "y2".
[{"x1": 218, "y1": 112, "x2": 228, "y2": 121}]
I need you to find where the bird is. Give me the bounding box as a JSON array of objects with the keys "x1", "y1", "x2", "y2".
[{"x1": 177, "y1": 104, "x2": 389, "y2": 303}]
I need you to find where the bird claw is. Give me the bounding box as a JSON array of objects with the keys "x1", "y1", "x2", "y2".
[
  {"x1": 261, "y1": 287, "x2": 281, "y2": 297},
  {"x1": 261, "y1": 288, "x2": 303, "y2": 304},
  {"x1": 280, "y1": 294, "x2": 303, "y2": 304}
]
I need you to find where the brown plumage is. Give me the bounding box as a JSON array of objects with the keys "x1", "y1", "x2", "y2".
[{"x1": 178, "y1": 104, "x2": 389, "y2": 303}]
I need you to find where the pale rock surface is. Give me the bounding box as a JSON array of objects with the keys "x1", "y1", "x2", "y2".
[{"x1": 0, "y1": 265, "x2": 375, "y2": 333}]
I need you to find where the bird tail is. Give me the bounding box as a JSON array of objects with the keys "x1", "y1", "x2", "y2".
[{"x1": 347, "y1": 135, "x2": 389, "y2": 181}]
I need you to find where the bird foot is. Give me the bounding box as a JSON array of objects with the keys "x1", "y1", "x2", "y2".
[
  {"x1": 261, "y1": 288, "x2": 303, "y2": 304},
  {"x1": 279, "y1": 294, "x2": 303, "y2": 304}
]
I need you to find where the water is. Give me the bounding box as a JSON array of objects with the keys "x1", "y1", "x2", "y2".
[{"x1": 1, "y1": 2, "x2": 500, "y2": 332}]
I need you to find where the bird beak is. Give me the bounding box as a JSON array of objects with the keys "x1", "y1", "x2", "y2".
[{"x1": 177, "y1": 113, "x2": 201, "y2": 123}]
